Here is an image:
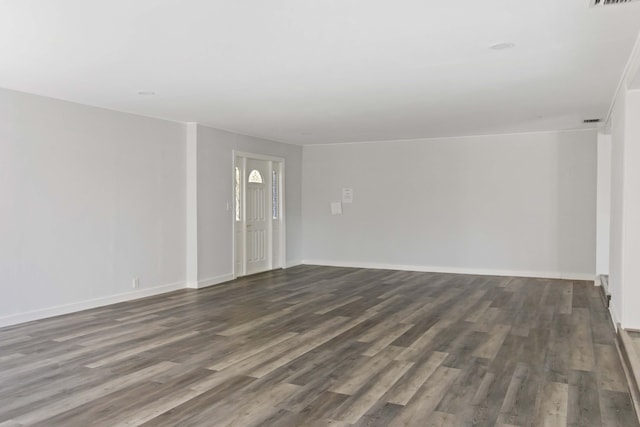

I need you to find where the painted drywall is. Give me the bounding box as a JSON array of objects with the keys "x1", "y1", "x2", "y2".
[
  {"x1": 186, "y1": 123, "x2": 198, "y2": 286},
  {"x1": 607, "y1": 88, "x2": 640, "y2": 329},
  {"x1": 609, "y1": 91, "x2": 627, "y2": 326},
  {"x1": 596, "y1": 133, "x2": 612, "y2": 277},
  {"x1": 195, "y1": 125, "x2": 303, "y2": 285},
  {"x1": 0, "y1": 88, "x2": 186, "y2": 325},
  {"x1": 606, "y1": 34, "x2": 640, "y2": 327},
  {"x1": 303, "y1": 130, "x2": 597, "y2": 279},
  {"x1": 620, "y1": 90, "x2": 640, "y2": 328}
]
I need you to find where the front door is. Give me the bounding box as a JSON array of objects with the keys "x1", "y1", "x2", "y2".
[{"x1": 245, "y1": 159, "x2": 271, "y2": 275}]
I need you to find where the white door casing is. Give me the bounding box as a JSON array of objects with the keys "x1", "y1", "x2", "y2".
[
  {"x1": 271, "y1": 162, "x2": 282, "y2": 269},
  {"x1": 234, "y1": 158, "x2": 245, "y2": 276}
]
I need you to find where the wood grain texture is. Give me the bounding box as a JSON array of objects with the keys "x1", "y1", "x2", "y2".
[{"x1": 0, "y1": 266, "x2": 636, "y2": 426}]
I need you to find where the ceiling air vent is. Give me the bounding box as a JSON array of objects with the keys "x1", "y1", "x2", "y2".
[
  {"x1": 590, "y1": 0, "x2": 640, "y2": 7},
  {"x1": 584, "y1": 118, "x2": 601, "y2": 123}
]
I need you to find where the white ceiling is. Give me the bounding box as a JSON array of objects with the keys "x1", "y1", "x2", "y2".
[{"x1": 1, "y1": 0, "x2": 640, "y2": 145}]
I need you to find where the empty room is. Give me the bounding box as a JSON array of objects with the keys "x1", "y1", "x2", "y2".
[{"x1": 2, "y1": 0, "x2": 640, "y2": 426}]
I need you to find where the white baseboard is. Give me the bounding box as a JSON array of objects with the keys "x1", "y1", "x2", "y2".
[
  {"x1": 0, "y1": 261, "x2": 596, "y2": 329},
  {"x1": 301, "y1": 259, "x2": 595, "y2": 281},
  {"x1": 610, "y1": 301, "x2": 621, "y2": 331},
  {"x1": 191, "y1": 274, "x2": 235, "y2": 289},
  {"x1": 285, "y1": 260, "x2": 303, "y2": 269},
  {"x1": 0, "y1": 282, "x2": 185, "y2": 328}
]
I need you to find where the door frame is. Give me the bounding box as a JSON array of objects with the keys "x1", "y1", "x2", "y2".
[{"x1": 232, "y1": 151, "x2": 286, "y2": 278}]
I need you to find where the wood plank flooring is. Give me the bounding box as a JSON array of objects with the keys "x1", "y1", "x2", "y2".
[{"x1": 0, "y1": 266, "x2": 636, "y2": 426}]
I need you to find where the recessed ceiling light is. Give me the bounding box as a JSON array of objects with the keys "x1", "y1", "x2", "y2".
[
  {"x1": 137, "y1": 91, "x2": 156, "y2": 96},
  {"x1": 489, "y1": 42, "x2": 516, "y2": 51}
]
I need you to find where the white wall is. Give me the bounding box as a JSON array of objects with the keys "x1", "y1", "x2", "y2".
[
  {"x1": 186, "y1": 123, "x2": 199, "y2": 286},
  {"x1": 622, "y1": 90, "x2": 640, "y2": 328},
  {"x1": 303, "y1": 130, "x2": 597, "y2": 279},
  {"x1": 607, "y1": 33, "x2": 640, "y2": 329},
  {"x1": 609, "y1": 88, "x2": 640, "y2": 329},
  {"x1": 0, "y1": 89, "x2": 303, "y2": 325},
  {"x1": 609, "y1": 93, "x2": 627, "y2": 325},
  {"x1": 596, "y1": 133, "x2": 612, "y2": 278},
  {"x1": 0, "y1": 88, "x2": 186, "y2": 325},
  {"x1": 194, "y1": 125, "x2": 302, "y2": 286}
]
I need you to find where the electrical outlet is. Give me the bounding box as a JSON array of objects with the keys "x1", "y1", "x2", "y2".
[{"x1": 132, "y1": 278, "x2": 139, "y2": 289}]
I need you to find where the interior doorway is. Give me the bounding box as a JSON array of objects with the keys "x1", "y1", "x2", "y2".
[{"x1": 233, "y1": 152, "x2": 285, "y2": 277}]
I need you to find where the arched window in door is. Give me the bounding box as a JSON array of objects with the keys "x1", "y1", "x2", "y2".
[{"x1": 248, "y1": 169, "x2": 263, "y2": 183}]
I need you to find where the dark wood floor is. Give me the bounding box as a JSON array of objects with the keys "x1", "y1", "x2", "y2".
[{"x1": 0, "y1": 266, "x2": 636, "y2": 426}]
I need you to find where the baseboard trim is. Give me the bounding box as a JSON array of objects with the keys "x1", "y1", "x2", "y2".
[
  {"x1": 191, "y1": 274, "x2": 235, "y2": 289},
  {"x1": 0, "y1": 262, "x2": 595, "y2": 328},
  {"x1": 0, "y1": 282, "x2": 186, "y2": 328},
  {"x1": 301, "y1": 260, "x2": 595, "y2": 281},
  {"x1": 610, "y1": 302, "x2": 622, "y2": 332},
  {"x1": 617, "y1": 329, "x2": 640, "y2": 423},
  {"x1": 285, "y1": 260, "x2": 303, "y2": 269}
]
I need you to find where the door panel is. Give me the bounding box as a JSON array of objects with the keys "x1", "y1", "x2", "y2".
[{"x1": 245, "y1": 159, "x2": 271, "y2": 275}]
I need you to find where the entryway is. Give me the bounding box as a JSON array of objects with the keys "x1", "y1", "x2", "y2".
[{"x1": 233, "y1": 152, "x2": 285, "y2": 277}]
